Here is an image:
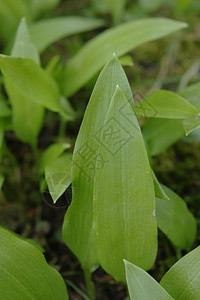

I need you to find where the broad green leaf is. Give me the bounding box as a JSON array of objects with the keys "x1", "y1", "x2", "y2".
[
  {"x1": 0, "y1": 0, "x2": 30, "y2": 44},
  {"x1": 9, "y1": 18, "x2": 43, "y2": 146},
  {"x1": 102, "y1": 0, "x2": 127, "y2": 24},
  {"x1": 59, "y1": 97, "x2": 77, "y2": 122},
  {"x1": 143, "y1": 118, "x2": 184, "y2": 156},
  {"x1": 0, "y1": 97, "x2": 11, "y2": 118},
  {"x1": 93, "y1": 87, "x2": 157, "y2": 281},
  {"x1": 134, "y1": 90, "x2": 199, "y2": 119},
  {"x1": 0, "y1": 226, "x2": 68, "y2": 300},
  {"x1": 183, "y1": 127, "x2": 200, "y2": 143},
  {"x1": 156, "y1": 185, "x2": 196, "y2": 250},
  {"x1": 12, "y1": 18, "x2": 40, "y2": 64},
  {"x1": 183, "y1": 117, "x2": 200, "y2": 135},
  {"x1": 39, "y1": 142, "x2": 71, "y2": 173},
  {"x1": 124, "y1": 260, "x2": 173, "y2": 300},
  {"x1": 28, "y1": 0, "x2": 61, "y2": 18},
  {"x1": 179, "y1": 82, "x2": 200, "y2": 112},
  {"x1": 30, "y1": 17, "x2": 104, "y2": 53},
  {"x1": 45, "y1": 153, "x2": 72, "y2": 203},
  {"x1": 0, "y1": 56, "x2": 60, "y2": 112},
  {"x1": 2, "y1": 228, "x2": 45, "y2": 253},
  {"x1": 63, "y1": 55, "x2": 134, "y2": 273},
  {"x1": 179, "y1": 83, "x2": 200, "y2": 135},
  {"x1": 160, "y1": 246, "x2": 200, "y2": 299},
  {"x1": 152, "y1": 171, "x2": 169, "y2": 200},
  {"x1": 62, "y1": 18, "x2": 187, "y2": 96}
]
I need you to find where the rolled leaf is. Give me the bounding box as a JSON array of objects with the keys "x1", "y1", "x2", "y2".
[
  {"x1": 93, "y1": 87, "x2": 157, "y2": 281},
  {"x1": 63, "y1": 55, "x2": 134, "y2": 272}
]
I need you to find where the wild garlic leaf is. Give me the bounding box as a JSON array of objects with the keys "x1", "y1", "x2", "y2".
[
  {"x1": 160, "y1": 246, "x2": 200, "y2": 300},
  {"x1": 62, "y1": 18, "x2": 187, "y2": 96},
  {"x1": 39, "y1": 142, "x2": 71, "y2": 173},
  {"x1": 12, "y1": 18, "x2": 40, "y2": 64},
  {"x1": 63, "y1": 55, "x2": 134, "y2": 273},
  {"x1": 156, "y1": 185, "x2": 196, "y2": 250},
  {"x1": 45, "y1": 153, "x2": 72, "y2": 203},
  {"x1": 142, "y1": 118, "x2": 184, "y2": 156},
  {"x1": 93, "y1": 86, "x2": 157, "y2": 281},
  {"x1": 152, "y1": 171, "x2": 169, "y2": 200},
  {"x1": 183, "y1": 117, "x2": 200, "y2": 135},
  {"x1": 30, "y1": 17, "x2": 104, "y2": 53},
  {"x1": 7, "y1": 18, "x2": 44, "y2": 147},
  {"x1": 0, "y1": 226, "x2": 68, "y2": 300},
  {"x1": 124, "y1": 260, "x2": 173, "y2": 300},
  {"x1": 0, "y1": 56, "x2": 60, "y2": 112},
  {"x1": 134, "y1": 90, "x2": 199, "y2": 119}
]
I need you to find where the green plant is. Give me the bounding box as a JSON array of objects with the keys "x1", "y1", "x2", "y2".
[
  {"x1": 0, "y1": 1, "x2": 200, "y2": 299},
  {"x1": 125, "y1": 244, "x2": 200, "y2": 299}
]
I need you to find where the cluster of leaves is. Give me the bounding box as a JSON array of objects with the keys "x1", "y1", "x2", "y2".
[{"x1": 1, "y1": 0, "x2": 200, "y2": 299}]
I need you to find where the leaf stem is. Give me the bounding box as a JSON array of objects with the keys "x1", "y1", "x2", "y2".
[{"x1": 83, "y1": 269, "x2": 95, "y2": 300}]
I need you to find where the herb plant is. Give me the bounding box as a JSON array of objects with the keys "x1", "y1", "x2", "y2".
[{"x1": 0, "y1": 0, "x2": 200, "y2": 299}]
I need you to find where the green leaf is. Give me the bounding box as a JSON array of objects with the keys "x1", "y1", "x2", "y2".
[
  {"x1": 179, "y1": 82, "x2": 200, "y2": 112},
  {"x1": 0, "y1": 0, "x2": 30, "y2": 44},
  {"x1": 0, "y1": 226, "x2": 68, "y2": 300},
  {"x1": 30, "y1": 17, "x2": 104, "y2": 53},
  {"x1": 0, "y1": 97, "x2": 11, "y2": 117},
  {"x1": 143, "y1": 118, "x2": 184, "y2": 156},
  {"x1": 134, "y1": 90, "x2": 199, "y2": 119},
  {"x1": 62, "y1": 18, "x2": 187, "y2": 96},
  {"x1": 93, "y1": 87, "x2": 157, "y2": 281},
  {"x1": 160, "y1": 246, "x2": 200, "y2": 299},
  {"x1": 8, "y1": 19, "x2": 43, "y2": 147},
  {"x1": 179, "y1": 82, "x2": 200, "y2": 135},
  {"x1": 63, "y1": 55, "x2": 134, "y2": 273},
  {"x1": 124, "y1": 260, "x2": 173, "y2": 300},
  {"x1": 0, "y1": 56, "x2": 60, "y2": 112},
  {"x1": 183, "y1": 117, "x2": 200, "y2": 135},
  {"x1": 152, "y1": 171, "x2": 169, "y2": 200},
  {"x1": 183, "y1": 127, "x2": 200, "y2": 143},
  {"x1": 156, "y1": 185, "x2": 196, "y2": 251},
  {"x1": 45, "y1": 153, "x2": 72, "y2": 203},
  {"x1": 12, "y1": 17, "x2": 40, "y2": 64},
  {"x1": 39, "y1": 142, "x2": 71, "y2": 173}
]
